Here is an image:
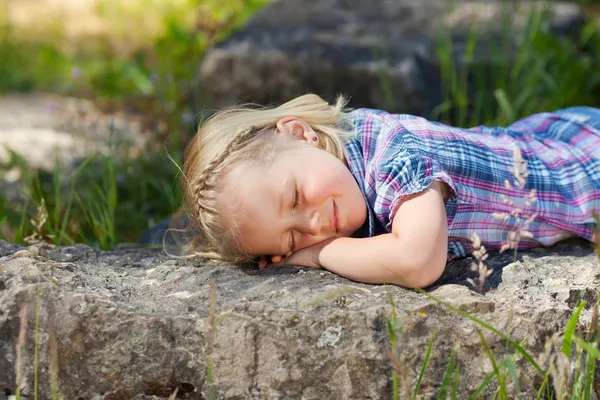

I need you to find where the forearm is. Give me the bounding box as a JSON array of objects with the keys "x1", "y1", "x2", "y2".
[{"x1": 317, "y1": 234, "x2": 444, "y2": 288}]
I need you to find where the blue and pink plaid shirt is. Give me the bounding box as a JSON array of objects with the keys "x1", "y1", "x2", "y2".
[{"x1": 344, "y1": 107, "x2": 600, "y2": 260}]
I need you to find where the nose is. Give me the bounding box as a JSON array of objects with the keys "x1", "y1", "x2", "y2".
[{"x1": 306, "y1": 211, "x2": 322, "y2": 236}]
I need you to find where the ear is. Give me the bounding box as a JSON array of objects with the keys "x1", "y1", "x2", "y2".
[{"x1": 275, "y1": 117, "x2": 318, "y2": 146}]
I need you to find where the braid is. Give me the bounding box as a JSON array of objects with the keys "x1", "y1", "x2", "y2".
[
  {"x1": 193, "y1": 126, "x2": 257, "y2": 203},
  {"x1": 187, "y1": 125, "x2": 264, "y2": 260},
  {"x1": 193, "y1": 126, "x2": 258, "y2": 195}
]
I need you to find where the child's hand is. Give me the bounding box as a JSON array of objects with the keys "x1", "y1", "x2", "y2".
[
  {"x1": 258, "y1": 239, "x2": 335, "y2": 270},
  {"x1": 258, "y1": 254, "x2": 285, "y2": 269}
]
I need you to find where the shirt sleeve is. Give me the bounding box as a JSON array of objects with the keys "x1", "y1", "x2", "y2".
[{"x1": 371, "y1": 140, "x2": 458, "y2": 232}]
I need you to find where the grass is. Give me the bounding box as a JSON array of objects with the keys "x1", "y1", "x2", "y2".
[
  {"x1": 433, "y1": 1, "x2": 600, "y2": 127},
  {"x1": 381, "y1": 291, "x2": 600, "y2": 398},
  {"x1": 0, "y1": 0, "x2": 270, "y2": 246},
  {"x1": 3, "y1": 0, "x2": 600, "y2": 398}
]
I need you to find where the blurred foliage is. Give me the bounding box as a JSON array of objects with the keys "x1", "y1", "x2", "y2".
[
  {"x1": 0, "y1": 0, "x2": 270, "y2": 245},
  {"x1": 434, "y1": 2, "x2": 600, "y2": 127}
]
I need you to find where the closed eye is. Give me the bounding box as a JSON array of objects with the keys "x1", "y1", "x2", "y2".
[
  {"x1": 289, "y1": 184, "x2": 300, "y2": 252},
  {"x1": 292, "y1": 185, "x2": 300, "y2": 209},
  {"x1": 290, "y1": 231, "x2": 296, "y2": 252}
]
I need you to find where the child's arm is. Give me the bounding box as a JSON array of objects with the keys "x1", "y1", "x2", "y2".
[{"x1": 286, "y1": 181, "x2": 449, "y2": 288}]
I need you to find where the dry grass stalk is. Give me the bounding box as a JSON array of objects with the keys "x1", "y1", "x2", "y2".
[
  {"x1": 492, "y1": 146, "x2": 537, "y2": 260},
  {"x1": 385, "y1": 347, "x2": 413, "y2": 398},
  {"x1": 467, "y1": 232, "x2": 492, "y2": 292},
  {"x1": 168, "y1": 386, "x2": 179, "y2": 400},
  {"x1": 539, "y1": 334, "x2": 572, "y2": 399},
  {"x1": 16, "y1": 304, "x2": 29, "y2": 397},
  {"x1": 24, "y1": 198, "x2": 54, "y2": 245},
  {"x1": 49, "y1": 323, "x2": 61, "y2": 399},
  {"x1": 208, "y1": 279, "x2": 217, "y2": 349}
]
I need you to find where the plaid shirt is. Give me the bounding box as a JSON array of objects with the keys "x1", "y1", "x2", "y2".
[{"x1": 344, "y1": 107, "x2": 600, "y2": 260}]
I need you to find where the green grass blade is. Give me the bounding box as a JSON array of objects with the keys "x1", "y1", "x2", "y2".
[
  {"x1": 476, "y1": 328, "x2": 506, "y2": 398},
  {"x1": 469, "y1": 370, "x2": 496, "y2": 400},
  {"x1": 416, "y1": 289, "x2": 544, "y2": 374},
  {"x1": 412, "y1": 331, "x2": 435, "y2": 399},
  {"x1": 437, "y1": 347, "x2": 456, "y2": 400},
  {"x1": 456, "y1": 19, "x2": 479, "y2": 127},
  {"x1": 56, "y1": 189, "x2": 75, "y2": 246},
  {"x1": 572, "y1": 335, "x2": 600, "y2": 400},
  {"x1": 571, "y1": 348, "x2": 585, "y2": 400},
  {"x1": 385, "y1": 286, "x2": 401, "y2": 340},
  {"x1": 385, "y1": 286, "x2": 400, "y2": 400},
  {"x1": 583, "y1": 348, "x2": 597, "y2": 399},
  {"x1": 207, "y1": 358, "x2": 215, "y2": 400},
  {"x1": 0, "y1": 216, "x2": 6, "y2": 239},
  {"x1": 500, "y1": 357, "x2": 521, "y2": 399},
  {"x1": 562, "y1": 301, "x2": 587, "y2": 357},
  {"x1": 33, "y1": 283, "x2": 40, "y2": 400},
  {"x1": 452, "y1": 362, "x2": 460, "y2": 400},
  {"x1": 572, "y1": 336, "x2": 600, "y2": 360},
  {"x1": 15, "y1": 198, "x2": 30, "y2": 244},
  {"x1": 536, "y1": 371, "x2": 552, "y2": 400},
  {"x1": 52, "y1": 161, "x2": 61, "y2": 235},
  {"x1": 386, "y1": 317, "x2": 397, "y2": 350},
  {"x1": 493, "y1": 89, "x2": 515, "y2": 123}
]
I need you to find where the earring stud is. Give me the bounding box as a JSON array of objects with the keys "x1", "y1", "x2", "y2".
[{"x1": 312, "y1": 136, "x2": 318, "y2": 142}]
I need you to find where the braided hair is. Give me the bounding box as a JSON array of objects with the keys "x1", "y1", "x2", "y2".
[
  {"x1": 181, "y1": 125, "x2": 269, "y2": 262},
  {"x1": 176, "y1": 93, "x2": 357, "y2": 263}
]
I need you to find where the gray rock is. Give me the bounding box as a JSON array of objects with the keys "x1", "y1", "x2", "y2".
[
  {"x1": 0, "y1": 94, "x2": 151, "y2": 205},
  {"x1": 0, "y1": 94, "x2": 148, "y2": 171},
  {"x1": 1, "y1": 239, "x2": 598, "y2": 399},
  {"x1": 197, "y1": 0, "x2": 585, "y2": 117}
]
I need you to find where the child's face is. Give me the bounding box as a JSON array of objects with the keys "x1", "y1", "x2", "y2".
[{"x1": 221, "y1": 120, "x2": 367, "y2": 258}]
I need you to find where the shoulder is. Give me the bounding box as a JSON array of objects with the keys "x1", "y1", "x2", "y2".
[
  {"x1": 348, "y1": 108, "x2": 419, "y2": 130},
  {"x1": 347, "y1": 108, "x2": 417, "y2": 153},
  {"x1": 347, "y1": 108, "x2": 454, "y2": 144}
]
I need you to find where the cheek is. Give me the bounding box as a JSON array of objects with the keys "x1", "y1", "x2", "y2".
[
  {"x1": 305, "y1": 165, "x2": 350, "y2": 200},
  {"x1": 296, "y1": 234, "x2": 325, "y2": 251},
  {"x1": 303, "y1": 177, "x2": 331, "y2": 204}
]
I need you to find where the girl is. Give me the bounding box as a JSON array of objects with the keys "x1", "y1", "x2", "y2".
[{"x1": 178, "y1": 94, "x2": 600, "y2": 288}]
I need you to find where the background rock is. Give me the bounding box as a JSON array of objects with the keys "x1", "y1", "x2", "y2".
[
  {"x1": 0, "y1": 93, "x2": 149, "y2": 203},
  {"x1": 0, "y1": 240, "x2": 598, "y2": 399},
  {"x1": 0, "y1": 94, "x2": 148, "y2": 171},
  {"x1": 197, "y1": 0, "x2": 585, "y2": 118}
]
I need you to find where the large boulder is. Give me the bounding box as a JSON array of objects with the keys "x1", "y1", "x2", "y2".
[
  {"x1": 197, "y1": 0, "x2": 585, "y2": 117},
  {"x1": 0, "y1": 93, "x2": 150, "y2": 205},
  {"x1": 0, "y1": 94, "x2": 149, "y2": 171},
  {"x1": 0, "y1": 240, "x2": 598, "y2": 399}
]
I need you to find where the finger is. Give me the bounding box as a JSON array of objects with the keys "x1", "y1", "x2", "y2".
[
  {"x1": 258, "y1": 257, "x2": 267, "y2": 269},
  {"x1": 271, "y1": 255, "x2": 282, "y2": 264}
]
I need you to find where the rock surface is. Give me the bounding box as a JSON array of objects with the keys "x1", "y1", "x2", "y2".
[
  {"x1": 1, "y1": 240, "x2": 598, "y2": 399},
  {"x1": 198, "y1": 0, "x2": 585, "y2": 117},
  {"x1": 0, "y1": 93, "x2": 150, "y2": 204},
  {"x1": 0, "y1": 94, "x2": 148, "y2": 171}
]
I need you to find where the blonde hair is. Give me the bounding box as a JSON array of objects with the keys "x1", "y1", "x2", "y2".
[{"x1": 176, "y1": 93, "x2": 357, "y2": 263}]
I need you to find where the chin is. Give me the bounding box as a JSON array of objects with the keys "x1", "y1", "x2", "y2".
[{"x1": 341, "y1": 224, "x2": 359, "y2": 238}]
